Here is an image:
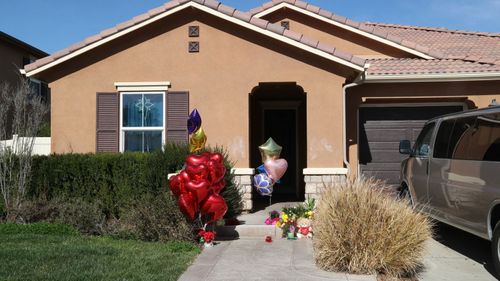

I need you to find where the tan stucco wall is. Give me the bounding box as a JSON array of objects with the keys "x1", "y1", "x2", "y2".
[
  {"x1": 346, "y1": 81, "x2": 500, "y2": 177},
  {"x1": 42, "y1": 9, "x2": 355, "y2": 168},
  {"x1": 261, "y1": 9, "x2": 412, "y2": 59}
]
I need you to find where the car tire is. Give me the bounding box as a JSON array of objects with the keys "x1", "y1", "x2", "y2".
[
  {"x1": 399, "y1": 185, "x2": 413, "y2": 207},
  {"x1": 492, "y1": 221, "x2": 500, "y2": 277}
]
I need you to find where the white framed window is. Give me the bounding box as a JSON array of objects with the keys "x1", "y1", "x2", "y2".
[{"x1": 119, "y1": 92, "x2": 166, "y2": 152}]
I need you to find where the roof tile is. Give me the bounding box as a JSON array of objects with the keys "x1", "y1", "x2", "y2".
[
  {"x1": 317, "y1": 42, "x2": 335, "y2": 54},
  {"x1": 300, "y1": 35, "x2": 319, "y2": 48},
  {"x1": 84, "y1": 34, "x2": 102, "y2": 45},
  {"x1": 351, "y1": 56, "x2": 367, "y2": 66},
  {"x1": 24, "y1": 63, "x2": 37, "y2": 72},
  {"x1": 333, "y1": 49, "x2": 353, "y2": 62},
  {"x1": 358, "y1": 23, "x2": 374, "y2": 33},
  {"x1": 331, "y1": 14, "x2": 347, "y2": 24},
  {"x1": 250, "y1": 17, "x2": 269, "y2": 29},
  {"x1": 345, "y1": 19, "x2": 360, "y2": 28},
  {"x1": 401, "y1": 39, "x2": 417, "y2": 49},
  {"x1": 51, "y1": 48, "x2": 70, "y2": 60},
  {"x1": 386, "y1": 34, "x2": 402, "y2": 44},
  {"x1": 266, "y1": 22, "x2": 286, "y2": 35},
  {"x1": 262, "y1": 1, "x2": 275, "y2": 9},
  {"x1": 133, "y1": 13, "x2": 150, "y2": 23},
  {"x1": 305, "y1": 4, "x2": 320, "y2": 13},
  {"x1": 116, "y1": 19, "x2": 136, "y2": 31},
  {"x1": 233, "y1": 10, "x2": 252, "y2": 22},
  {"x1": 318, "y1": 9, "x2": 333, "y2": 19},
  {"x1": 218, "y1": 4, "x2": 236, "y2": 16},
  {"x1": 249, "y1": 6, "x2": 264, "y2": 14},
  {"x1": 100, "y1": 27, "x2": 118, "y2": 38},
  {"x1": 204, "y1": 0, "x2": 221, "y2": 10},
  {"x1": 69, "y1": 41, "x2": 86, "y2": 52},
  {"x1": 34, "y1": 55, "x2": 55, "y2": 66},
  {"x1": 283, "y1": 29, "x2": 303, "y2": 41},
  {"x1": 295, "y1": 1, "x2": 308, "y2": 9},
  {"x1": 163, "y1": 1, "x2": 180, "y2": 10},
  {"x1": 148, "y1": 6, "x2": 166, "y2": 16}
]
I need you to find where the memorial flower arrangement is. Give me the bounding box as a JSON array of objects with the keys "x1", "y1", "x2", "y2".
[{"x1": 271, "y1": 198, "x2": 316, "y2": 239}]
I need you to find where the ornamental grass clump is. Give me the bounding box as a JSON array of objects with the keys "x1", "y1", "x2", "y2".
[{"x1": 314, "y1": 178, "x2": 432, "y2": 277}]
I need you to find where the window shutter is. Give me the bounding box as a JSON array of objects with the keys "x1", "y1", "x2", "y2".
[
  {"x1": 96, "y1": 92, "x2": 119, "y2": 152},
  {"x1": 166, "y1": 91, "x2": 189, "y2": 144}
]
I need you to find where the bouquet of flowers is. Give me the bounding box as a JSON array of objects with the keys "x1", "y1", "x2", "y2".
[
  {"x1": 198, "y1": 229, "x2": 216, "y2": 247},
  {"x1": 276, "y1": 198, "x2": 316, "y2": 239}
]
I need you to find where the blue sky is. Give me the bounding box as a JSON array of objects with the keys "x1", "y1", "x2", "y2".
[{"x1": 1, "y1": 0, "x2": 500, "y2": 54}]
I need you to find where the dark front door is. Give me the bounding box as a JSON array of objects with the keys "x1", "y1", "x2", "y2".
[{"x1": 263, "y1": 109, "x2": 297, "y2": 199}]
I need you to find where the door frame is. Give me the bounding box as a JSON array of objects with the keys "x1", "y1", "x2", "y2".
[{"x1": 356, "y1": 102, "x2": 468, "y2": 177}]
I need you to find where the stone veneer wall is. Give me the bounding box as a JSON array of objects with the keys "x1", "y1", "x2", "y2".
[
  {"x1": 231, "y1": 168, "x2": 255, "y2": 212},
  {"x1": 303, "y1": 168, "x2": 348, "y2": 200}
]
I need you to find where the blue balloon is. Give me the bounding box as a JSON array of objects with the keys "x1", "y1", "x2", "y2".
[
  {"x1": 187, "y1": 109, "x2": 202, "y2": 135},
  {"x1": 253, "y1": 173, "x2": 274, "y2": 196},
  {"x1": 256, "y1": 164, "x2": 281, "y2": 184}
]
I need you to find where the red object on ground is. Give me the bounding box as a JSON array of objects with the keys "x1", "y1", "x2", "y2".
[{"x1": 265, "y1": 235, "x2": 272, "y2": 243}]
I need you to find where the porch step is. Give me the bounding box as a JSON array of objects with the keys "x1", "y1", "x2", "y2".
[
  {"x1": 216, "y1": 224, "x2": 278, "y2": 238},
  {"x1": 217, "y1": 202, "x2": 302, "y2": 238}
]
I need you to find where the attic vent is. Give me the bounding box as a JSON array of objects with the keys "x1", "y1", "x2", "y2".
[
  {"x1": 189, "y1": 41, "x2": 200, "y2": 53},
  {"x1": 189, "y1": 26, "x2": 199, "y2": 37},
  {"x1": 281, "y1": 21, "x2": 290, "y2": 30}
]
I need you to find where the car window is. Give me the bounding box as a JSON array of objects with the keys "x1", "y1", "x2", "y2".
[
  {"x1": 414, "y1": 122, "x2": 435, "y2": 157},
  {"x1": 451, "y1": 117, "x2": 477, "y2": 160},
  {"x1": 433, "y1": 119, "x2": 455, "y2": 158},
  {"x1": 470, "y1": 114, "x2": 500, "y2": 162}
]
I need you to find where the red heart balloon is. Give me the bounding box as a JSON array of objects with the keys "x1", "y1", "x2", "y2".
[
  {"x1": 206, "y1": 160, "x2": 226, "y2": 185},
  {"x1": 186, "y1": 179, "x2": 211, "y2": 204},
  {"x1": 185, "y1": 164, "x2": 208, "y2": 182},
  {"x1": 168, "y1": 174, "x2": 186, "y2": 197},
  {"x1": 200, "y1": 194, "x2": 228, "y2": 223},
  {"x1": 178, "y1": 192, "x2": 197, "y2": 221},
  {"x1": 185, "y1": 154, "x2": 209, "y2": 167},
  {"x1": 211, "y1": 180, "x2": 226, "y2": 194},
  {"x1": 179, "y1": 170, "x2": 191, "y2": 183},
  {"x1": 209, "y1": 153, "x2": 224, "y2": 164}
]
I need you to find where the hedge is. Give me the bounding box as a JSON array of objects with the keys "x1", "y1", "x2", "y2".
[{"x1": 27, "y1": 144, "x2": 243, "y2": 219}]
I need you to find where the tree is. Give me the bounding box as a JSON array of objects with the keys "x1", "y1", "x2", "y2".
[{"x1": 0, "y1": 77, "x2": 48, "y2": 219}]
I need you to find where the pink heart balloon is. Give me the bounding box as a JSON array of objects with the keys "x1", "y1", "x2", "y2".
[{"x1": 264, "y1": 158, "x2": 288, "y2": 182}]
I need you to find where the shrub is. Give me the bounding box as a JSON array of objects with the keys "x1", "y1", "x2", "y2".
[
  {"x1": 106, "y1": 192, "x2": 195, "y2": 242},
  {"x1": 0, "y1": 222, "x2": 79, "y2": 236},
  {"x1": 12, "y1": 197, "x2": 105, "y2": 234},
  {"x1": 27, "y1": 144, "x2": 243, "y2": 220},
  {"x1": 314, "y1": 178, "x2": 432, "y2": 277}
]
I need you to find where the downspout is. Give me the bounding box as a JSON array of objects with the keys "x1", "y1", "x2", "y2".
[{"x1": 342, "y1": 64, "x2": 369, "y2": 176}]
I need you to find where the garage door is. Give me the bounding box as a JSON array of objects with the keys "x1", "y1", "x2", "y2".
[{"x1": 359, "y1": 105, "x2": 464, "y2": 186}]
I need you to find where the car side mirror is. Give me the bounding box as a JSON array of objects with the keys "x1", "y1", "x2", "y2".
[{"x1": 399, "y1": 140, "x2": 412, "y2": 155}]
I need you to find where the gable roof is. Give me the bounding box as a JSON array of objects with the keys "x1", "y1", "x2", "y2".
[
  {"x1": 23, "y1": 0, "x2": 367, "y2": 77},
  {"x1": 249, "y1": 0, "x2": 440, "y2": 60},
  {"x1": 365, "y1": 23, "x2": 500, "y2": 65}
]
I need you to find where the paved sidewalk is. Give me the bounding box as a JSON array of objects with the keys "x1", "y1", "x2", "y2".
[{"x1": 179, "y1": 238, "x2": 376, "y2": 281}]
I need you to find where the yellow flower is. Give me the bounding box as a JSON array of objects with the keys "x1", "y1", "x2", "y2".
[
  {"x1": 276, "y1": 221, "x2": 282, "y2": 228},
  {"x1": 282, "y1": 213, "x2": 288, "y2": 223},
  {"x1": 306, "y1": 211, "x2": 313, "y2": 218}
]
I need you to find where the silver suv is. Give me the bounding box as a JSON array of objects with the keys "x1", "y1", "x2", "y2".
[{"x1": 399, "y1": 106, "x2": 500, "y2": 273}]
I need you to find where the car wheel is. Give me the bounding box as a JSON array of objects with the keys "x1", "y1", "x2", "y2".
[
  {"x1": 492, "y1": 221, "x2": 500, "y2": 277},
  {"x1": 399, "y1": 185, "x2": 413, "y2": 206}
]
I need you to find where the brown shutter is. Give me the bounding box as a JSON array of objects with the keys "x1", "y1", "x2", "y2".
[
  {"x1": 96, "y1": 92, "x2": 119, "y2": 152},
  {"x1": 166, "y1": 91, "x2": 189, "y2": 144}
]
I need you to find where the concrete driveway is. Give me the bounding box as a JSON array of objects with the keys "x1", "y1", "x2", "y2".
[{"x1": 421, "y1": 222, "x2": 498, "y2": 281}]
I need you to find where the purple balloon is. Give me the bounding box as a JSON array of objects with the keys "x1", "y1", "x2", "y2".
[
  {"x1": 187, "y1": 109, "x2": 202, "y2": 135},
  {"x1": 253, "y1": 173, "x2": 274, "y2": 196}
]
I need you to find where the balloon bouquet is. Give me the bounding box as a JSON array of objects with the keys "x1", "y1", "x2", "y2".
[
  {"x1": 253, "y1": 137, "x2": 288, "y2": 205},
  {"x1": 169, "y1": 109, "x2": 228, "y2": 231}
]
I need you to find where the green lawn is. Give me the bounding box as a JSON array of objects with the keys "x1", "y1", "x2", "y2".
[{"x1": 0, "y1": 225, "x2": 200, "y2": 281}]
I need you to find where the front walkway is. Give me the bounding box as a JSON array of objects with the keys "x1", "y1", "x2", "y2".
[{"x1": 179, "y1": 238, "x2": 376, "y2": 281}]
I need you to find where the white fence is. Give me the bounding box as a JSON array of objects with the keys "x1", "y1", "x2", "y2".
[{"x1": 0, "y1": 134, "x2": 51, "y2": 155}]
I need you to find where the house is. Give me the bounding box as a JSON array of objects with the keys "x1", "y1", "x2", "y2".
[
  {"x1": 22, "y1": 0, "x2": 500, "y2": 211},
  {"x1": 0, "y1": 31, "x2": 48, "y2": 98}
]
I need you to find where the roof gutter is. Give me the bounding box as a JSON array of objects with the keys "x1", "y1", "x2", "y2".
[{"x1": 365, "y1": 72, "x2": 500, "y2": 83}]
